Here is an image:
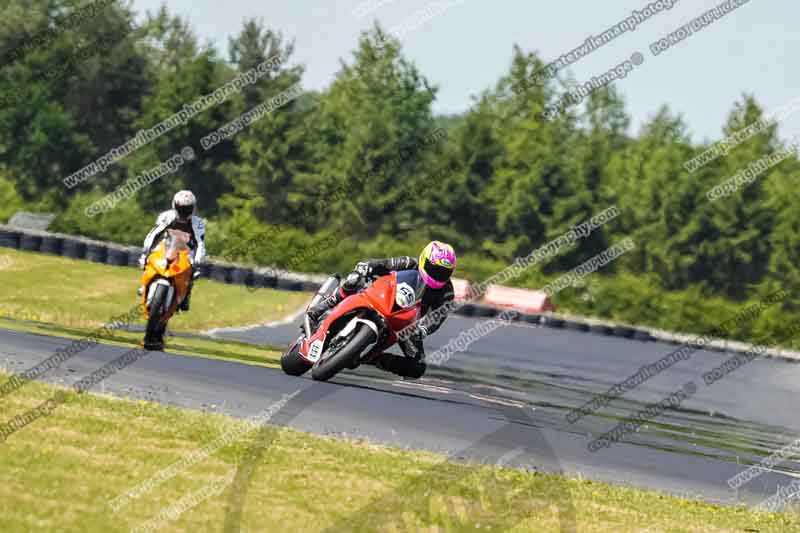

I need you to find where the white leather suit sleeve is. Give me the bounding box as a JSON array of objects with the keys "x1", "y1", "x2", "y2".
[
  {"x1": 191, "y1": 216, "x2": 206, "y2": 264},
  {"x1": 139, "y1": 211, "x2": 175, "y2": 263},
  {"x1": 139, "y1": 210, "x2": 206, "y2": 266}
]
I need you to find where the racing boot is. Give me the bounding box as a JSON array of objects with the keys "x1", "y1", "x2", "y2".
[
  {"x1": 305, "y1": 288, "x2": 345, "y2": 331},
  {"x1": 178, "y1": 276, "x2": 197, "y2": 313},
  {"x1": 350, "y1": 345, "x2": 383, "y2": 370},
  {"x1": 373, "y1": 353, "x2": 426, "y2": 379},
  {"x1": 178, "y1": 290, "x2": 191, "y2": 312}
]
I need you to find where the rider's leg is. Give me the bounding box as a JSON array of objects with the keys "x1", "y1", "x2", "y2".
[
  {"x1": 306, "y1": 286, "x2": 346, "y2": 323},
  {"x1": 137, "y1": 252, "x2": 150, "y2": 296},
  {"x1": 179, "y1": 254, "x2": 198, "y2": 312},
  {"x1": 373, "y1": 353, "x2": 427, "y2": 379},
  {"x1": 372, "y1": 338, "x2": 427, "y2": 379},
  {"x1": 179, "y1": 274, "x2": 193, "y2": 311},
  {"x1": 306, "y1": 271, "x2": 361, "y2": 323}
]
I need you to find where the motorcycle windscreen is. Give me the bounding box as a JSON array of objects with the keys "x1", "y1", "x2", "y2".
[
  {"x1": 394, "y1": 269, "x2": 426, "y2": 305},
  {"x1": 165, "y1": 229, "x2": 191, "y2": 262}
]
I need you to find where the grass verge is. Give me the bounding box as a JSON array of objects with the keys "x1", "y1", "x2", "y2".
[
  {"x1": 0, "y1": 317, "x2": 283, "y2": 368},
  {"x1": 0, "y1": 248, "x2": 311, "y2": 332},
  {"x1": 1, "y1": 375, "x2": 798, "y2": 532}
]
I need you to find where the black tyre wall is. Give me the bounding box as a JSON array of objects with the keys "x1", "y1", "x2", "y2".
[
  {"x1": 62, "y1": 238, "x2": 87, "y2": 259},
  {"x1": 106, "y1": 247, "x2": 129, "y2": 266},
  {"x1": 86, "y1": 243, "x2": 107, "y2": 263},
  {"x1": 230, "y1": 267, "x2": 251, "y2": 285},
  {"x1": 0, "y1": 229, "x2": 21, "y2": 249},
  {"x1": 40, "y1": 236, "x2": 64, "y2": 255},
  {"x1": 19, "y1": 234, "x2": 42, "y2": 252}
]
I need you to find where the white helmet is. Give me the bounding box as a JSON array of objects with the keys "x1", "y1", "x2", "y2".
[{"x1": 172, "y1": 190, "x2": 196, "y2": 219}]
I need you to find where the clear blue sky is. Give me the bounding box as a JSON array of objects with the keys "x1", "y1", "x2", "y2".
[{"x1": 131, "y1": 0, "x2": 799, "y2": 144}]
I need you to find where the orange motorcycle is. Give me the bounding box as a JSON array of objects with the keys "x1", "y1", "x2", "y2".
[{"x1": 141, "y1": 229, "x2": 193, "y2": 350}]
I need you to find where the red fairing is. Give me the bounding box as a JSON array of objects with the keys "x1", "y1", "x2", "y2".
[
  {"x1": 361, "y1": 275, "x2": 396, "y2": 316},
  {"x1": 299, "y1": 272, "x2": 420, "y2": 360}
]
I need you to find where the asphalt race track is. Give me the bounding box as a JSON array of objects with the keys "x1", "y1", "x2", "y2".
[{"x1": 1, "y1": 313, "x2": 799, "y2": 510}]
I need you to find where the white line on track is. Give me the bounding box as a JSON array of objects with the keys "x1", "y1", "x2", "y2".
[{"x1": 201, "y1": 304, "x2": 309, "y2": 338}]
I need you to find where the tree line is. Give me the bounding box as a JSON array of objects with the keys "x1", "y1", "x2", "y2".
[{"x1": 1, "y1": 1, "x2": 798, "y2": 345}]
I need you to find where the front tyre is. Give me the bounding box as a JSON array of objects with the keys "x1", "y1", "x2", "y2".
[
  {"x1": 144, "y1": 284, "x2": 169, "y2": 350},
  {"x1": 311, "y1": 324, "x2": 377, "y2": 382},
  {"x1": 281, "y1": 337, "x2": 313, "y2": 376}
]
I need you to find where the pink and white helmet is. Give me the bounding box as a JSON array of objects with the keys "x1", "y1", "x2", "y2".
[{"x1": 418, "y1": 240, "x2": 456, "y2": 289}]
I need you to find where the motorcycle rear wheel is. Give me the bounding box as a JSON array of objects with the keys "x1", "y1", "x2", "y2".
[{"x1": 311, "y1": 324, "x2": 377, "y2": 382}]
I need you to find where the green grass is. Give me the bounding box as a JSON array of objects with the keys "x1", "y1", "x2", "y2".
[
  {"x1": 0, "y1": 375, "x2": 798, "y2": 532},
  {"x1": 2, "y1": 247, "x2": 799, "y2": 531},
  {"x1": 0, "y1": 317, "x2": 284, "y2": 367},
  {"x1": 0, "y1": 247, "x2": 306, "y2": 367},
  {"x1": 0, "y1": 248, "x2": 311, "y2": 332}
]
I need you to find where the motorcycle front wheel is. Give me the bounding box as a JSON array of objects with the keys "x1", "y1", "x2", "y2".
[
  {"x1": 281, "y1": 337, "x2": 313, "y2": 376},
  {"x1": 144, "y1": 284, "x2": 169, "y2": 350},
  {"x1": 311, "y1": 324, "x2": 377, "y2": 382}
]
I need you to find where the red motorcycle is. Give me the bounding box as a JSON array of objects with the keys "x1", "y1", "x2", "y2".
[{"x1": 280, "y1": 269, "x2": 426, "y2": 381}]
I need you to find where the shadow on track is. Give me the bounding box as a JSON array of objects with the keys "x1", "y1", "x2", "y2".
[{"x1": 222, "y1": 368, "x2": 577, "y2": 532}]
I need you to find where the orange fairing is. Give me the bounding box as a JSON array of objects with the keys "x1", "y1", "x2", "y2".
[{"x1": 141, "y1": 230, "x2": 192, "y2": 319}]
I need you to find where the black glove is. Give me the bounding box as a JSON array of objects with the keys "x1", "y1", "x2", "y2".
[
  {"x1": 412, "y1": 324, "x2": 428, "y2": 340},
  {"x1": 354, "y1": 261, "x2": 372, "y2": 277}
]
